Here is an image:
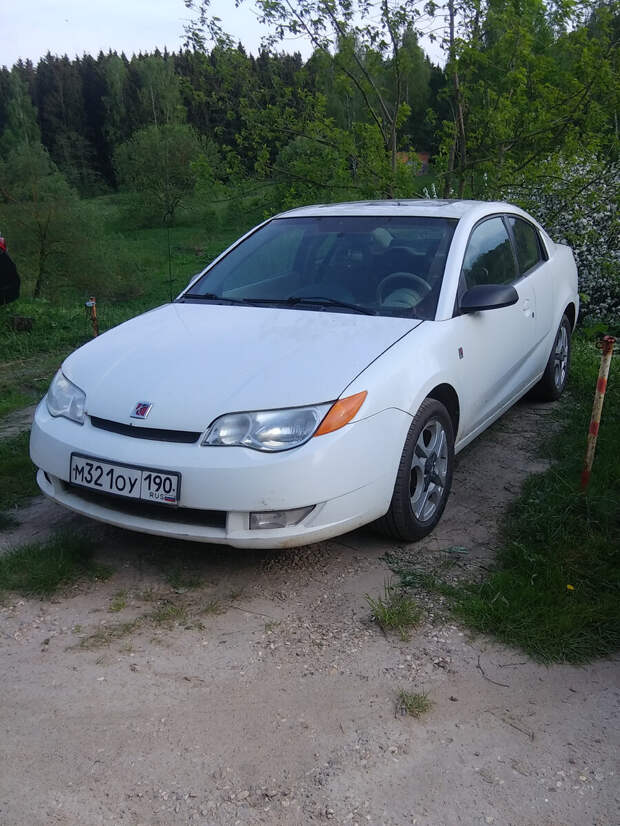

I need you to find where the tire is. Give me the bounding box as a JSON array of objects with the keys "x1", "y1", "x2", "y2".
[
  {"x1": 376, "y1": 398, "x2": 454, "y2": 542},
  {"x1": 531, "y1": 314, "x2": 572, "y2": 401}
]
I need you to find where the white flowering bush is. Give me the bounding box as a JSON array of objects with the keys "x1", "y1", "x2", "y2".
[{"x1": 502, "y1": 155, "x2": 619, "y2": 322}]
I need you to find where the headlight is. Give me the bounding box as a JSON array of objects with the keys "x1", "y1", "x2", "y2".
[
  {"x1": 203, "y1": 392, "x2": 368, "y2": 452},
  {"x1": 46, "y1": 370, "x2": 86, "y2": 424},
  {"x1": 203, "y1": 404, "x2": 332, "y2": 452}
]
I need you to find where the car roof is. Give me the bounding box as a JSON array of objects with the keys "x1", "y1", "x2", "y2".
[{"x1": 276, "y1": 199, "x2": 519, "y2": 220}]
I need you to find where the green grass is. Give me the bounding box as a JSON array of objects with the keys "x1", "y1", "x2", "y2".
[
  {"x1": 366, "y1": 581, "x2": 423, "y2": 641},
  {"x1": 0, "y1": 202, "x2": 263, "y2": 367},
  {"x1": 0, "y1": 388, "x2": 31, "y2": 419},
  {"x1": 389, "y1": 335, "x2": 620, "y2": 663},
  {"x1": 149, "y1": 600, "x2": 188, "y2": 626},
  {"x1": 0, "y1": 432, "x2": 39, "y2": 525},
  {"x1": 0, "y1": 349, "x2": 66, "y2": 419},
  {"x1": 165, "y1": 564, "x2": 204, "y2": 591},
  {"x1": 396, "y1": 689, "x2": 433, "y2": 718},
  {"x1": 77, "y1": 596, "x2": 198, "y2": 649},
  {"x1": 0, "y1": 512, "x2": 18, "y2": 530},
  {"x1": 108, "y1": 590, "x2": 128, "y2": 612},
  {"x1": 0, "y1": 533, "x2": 112, "y2": 597},
  {"x1": 201, "y1": 598, "x2": 224, "y2": 615},
  {"x1": 78, "y1": 618, "x2": 143, "y2": 649},
  {"x1": 0, "y1": 201, "x2": 262, "y2": 423}
]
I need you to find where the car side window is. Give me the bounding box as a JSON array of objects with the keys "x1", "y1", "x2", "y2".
[
  {"x1": 507, "y1": 216, "x2": 542, "y2": 275},
  {"x1": 462, "y1": 217, "x2": 516, "y2": 288}
]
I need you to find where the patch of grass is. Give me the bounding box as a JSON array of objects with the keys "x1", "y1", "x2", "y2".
[
  {"x1": 79, "y1": 595, "x2": 198, "y2": 648},
  {"x1": 0, "y1": 431, "x2": 38, "y2": 519},
  {"x1": 264, "y1": 620, "x2": 281, "y2": 632},
  {"x1": 79, "y1": 618, "x2": 143, "y2": 649},
  {"x1": 0, "y1": 350, "x2": 66, "y2": 420},
  {"x1": 0, "y1": 388, "x2": 31, "y2": 419},
  {"x1": 0, "y1": 512, "x2": 18, "y2": 530},
  {"x1": 166, "y1": 565, "x2": 203, "y2": 590},
  {"x1": 109, "y1": 590, "x2": 127, "y2": 612},
  {"x1": 150, "y1": 600, "x2": 188, "y2": 626},
  {"x1": 388, "y1": 561, "x2": 458, "y2": 599},
  {"x1": 0, "y1": 204, "x2": 262, "y2": 366},
  {"x1": 396, "y1": 689, "x2": 433, "y2": 718},
  {"x1": 228, "y1": 587, "x2": 244, "y2": 601},
  {"x1": 0, "y1": 532, "x2": 112, "y2": 597},
  {"x1": 201, "y1": 598, "x2": 224, "y2": 615},
  {"x1": 366, "y1": 581, "x2": 422, "y2": 641},
  {"x1": 389, "y1": 336, "x2": 620, "y2": 663}
]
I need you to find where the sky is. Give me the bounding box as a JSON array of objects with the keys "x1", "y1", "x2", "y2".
[
  {"x1": 2, "y1": 0, "x2": 443, "y2": 69},
  {"x1": 3, "y1": 0, "x2": 309, "y2": 68}
]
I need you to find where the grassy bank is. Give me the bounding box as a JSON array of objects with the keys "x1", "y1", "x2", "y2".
[
  {"x1": 0, "y1": 533, "x2": 111, "y2": 597},
  {"x1": 391, "y1": 336, "x2": 619, "y2": 663},
  {"x1": 0, "y1": 432, "x2": 39, "y2": 527},
  {"x1": 0, "y1": 196, "x2": 263, "y2": 419}
]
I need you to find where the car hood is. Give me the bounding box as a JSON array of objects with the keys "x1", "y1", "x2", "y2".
[{"x1": 63, "y1": 302, "x2": 420, "y2": 432}]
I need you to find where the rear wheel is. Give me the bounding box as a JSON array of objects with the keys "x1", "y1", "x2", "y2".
[
  {"x1": 532, "y1": 314, "x2": 572, "y2": 401},
  {"x1": 376, "y1": 398, "x2": 454, "y2": 542}
]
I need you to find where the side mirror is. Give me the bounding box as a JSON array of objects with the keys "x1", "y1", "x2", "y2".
[{"x1": 460, "y1": 284, "x2": 519, "y2": 313}]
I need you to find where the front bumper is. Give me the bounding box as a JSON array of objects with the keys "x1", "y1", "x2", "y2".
[{"x1": 30, "y1": 402, "x2": 410, "y2": 548}]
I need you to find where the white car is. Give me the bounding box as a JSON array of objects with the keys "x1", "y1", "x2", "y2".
[{"x1": 30, "y1": 200, "x2": 578, "y2": 548}]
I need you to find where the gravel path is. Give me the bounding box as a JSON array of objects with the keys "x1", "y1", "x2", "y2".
[{"x1": 1, "y1": 400, "x2": 618, "y2": 826}]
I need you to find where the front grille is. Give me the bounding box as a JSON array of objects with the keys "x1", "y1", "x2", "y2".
[
  {"x1": 66, "y1": 483, "x2": 227, "y2": 529},
  {"x1": 90, "y1": 416, "x2": 201, "y2": 444}
]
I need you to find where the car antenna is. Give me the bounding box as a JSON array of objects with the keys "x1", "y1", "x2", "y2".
[{"x1": 164, "y1": 209, "x2": 174, "y2": 302}]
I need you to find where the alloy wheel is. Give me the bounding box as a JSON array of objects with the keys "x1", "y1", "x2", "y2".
[
  {"x1": 409, "y1": 418, "x2": 449, "y2": 521},
  {"x1": 554, "y1": 324, "x2": 569, "y2": 390}
]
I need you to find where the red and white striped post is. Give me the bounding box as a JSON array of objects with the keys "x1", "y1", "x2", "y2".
[{"x1": 581, "y1": 335, "x2": 616, "y2": 490}]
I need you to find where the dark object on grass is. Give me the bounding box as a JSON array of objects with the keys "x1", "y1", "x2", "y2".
[
  {"x1": 7, "y1": 315, "x2": 33, "y2": 332},
  {"x1": 0, "y1": 234, "x2": 21, "y2": 306}
]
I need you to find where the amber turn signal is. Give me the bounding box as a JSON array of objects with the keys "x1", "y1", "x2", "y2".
[{"x1": 314, "y1": 391, "x2": 368, "y2": 437}]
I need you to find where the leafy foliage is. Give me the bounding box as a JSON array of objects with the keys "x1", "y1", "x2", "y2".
[
  {"x1": 504, "y1": 155, "x2": 619, "y2": 321},
  {"x1": 0, "y1": 1, "x2": 616, "y2": 304},
  {"x1": 115, "y1": 124, "x2": 204, "y2": 225}
]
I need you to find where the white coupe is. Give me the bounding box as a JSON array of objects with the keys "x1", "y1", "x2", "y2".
[{"x1": 30, "y1": 200, "x2": 578, "y2": 548}]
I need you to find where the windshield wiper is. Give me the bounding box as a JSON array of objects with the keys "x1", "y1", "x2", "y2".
[
  {"x1": 182, "y1": 292, "x2": 243, "y2": 303},
  {"x1": 182, "y1": 293, "x2": 376, "y2": 315},
  {"x1": 183, "y1": 293, "x2": 234, "y2": 301},
  {"x1": 183, "y1": 294, "x2": 285, "y2": 307},
  {"x1": 284, "y1": 296, "x2": 376, "y2": 315}
]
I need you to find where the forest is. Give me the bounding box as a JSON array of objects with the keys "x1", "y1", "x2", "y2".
[{"x1": 0, "y1": 0, "x2": 618, "y2": 322}]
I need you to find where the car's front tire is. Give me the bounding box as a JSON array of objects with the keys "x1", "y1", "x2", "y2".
[
  {"x1": 377, "y1": 398, "x2": 454, "y2": 542},
  {"x1": 532, "y1": 314, "x2": 572, "y2": 401}
]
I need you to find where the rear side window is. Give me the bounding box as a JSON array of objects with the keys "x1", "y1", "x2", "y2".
[
  {"x1": 462, "y1": 217, "x2": 516, "y2": 288},
  {"x1": 508, "y1": 216, "x2": 542, "y2": 275}
]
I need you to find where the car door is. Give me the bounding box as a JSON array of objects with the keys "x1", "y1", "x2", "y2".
[
  {"x1": 506, "y1": 214, "x2": 554, "y2": 372},
  {"x1": 451, "y1": 215, "x2": 538, "y2": 439}
]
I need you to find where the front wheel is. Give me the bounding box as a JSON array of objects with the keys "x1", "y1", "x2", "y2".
[
  {"x1": 376, "y1": 398, "x2": 454, "y2": 542},
  {"x1": 531, "y1": 314, "x2": 572, "y2": 401}
]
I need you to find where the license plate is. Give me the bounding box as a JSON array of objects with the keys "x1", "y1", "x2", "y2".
[{"x1": 70, "y1": 454, "x2": 181, "y2": 506}]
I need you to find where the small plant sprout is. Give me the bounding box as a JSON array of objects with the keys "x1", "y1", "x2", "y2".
[
  {"x1": 109, "y1": 590, "x2": 128, "y2": 612},
  {"x1": 365, "y1": 581, "x2": 422, "y2": 641},
  {"x1": 396, "y1": 689, "x2": 433, "y2": 718},
  {"x1": 150, "y1": 600, "x2": 187, "y2": 626},
  {"x1": 201, "y1": 598, "x2": 224, "y2": 615}
]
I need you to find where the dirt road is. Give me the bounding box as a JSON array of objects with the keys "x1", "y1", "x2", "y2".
[{"x1": 1, "y1": 401, "x2": 618, "y2": 825}]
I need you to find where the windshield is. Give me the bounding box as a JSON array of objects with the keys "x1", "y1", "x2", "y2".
[{"x1": 183, "y1": 215, "x2": 458, "y2": 320}]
